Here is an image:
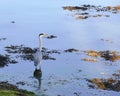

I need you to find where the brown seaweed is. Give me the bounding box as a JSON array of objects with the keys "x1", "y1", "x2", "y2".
[
  {"x1": 84, "y1": 50, "x2": 120, "y2": 62},
  {"x1": 87, "y1": 72, "x2": 120, "y2": 92},
  {"x1": 63, "y1": 5, "x2": 120, "y2": 20}
]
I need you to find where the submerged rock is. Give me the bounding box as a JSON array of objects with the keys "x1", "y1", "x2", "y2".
[
  {"x1": 11, "y1": 21, "x2": 15, "y2": 23},
  {"x1": 0, "y1": 38, "x2": 6, "y2": 41}
]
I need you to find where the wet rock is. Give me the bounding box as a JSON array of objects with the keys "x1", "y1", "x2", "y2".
[
  {"x1": 74, "y1": 92, "x2": 82, "y2": 96},
  {"x1": 100, "y1": 38, "x2": 113, "y2": 43},
  {"x1": 87, "y1": 78, "x2": 106, "y2": 89},
  {"x1": 82, "y1": 58, "x2": 98, "y2": 62},
  {"x1": 18, "y1": 54, "x2": 34, "y2": 61},
  {"x1": 63, "y1": 6, "x2": 88, "y2": 11},
  {"x1": 47, "y1": 49, "x2": 61, "y2": 54},
  {"x1": 112, "y1": 73, "x2": 120, "y2": 80},
  {"x1": 100, "y1": 50, "x2": 120, "y2": 61},
  {"x1": 92, "y1": 14, "x2": 102, "y2": 17},
  {"x1": 47, "y1": 35, "x2": 57, "y2": 39},
  {"x1": 41, "y1": 48, "x2": 59, "y2": 60},
  {"x1": 42, "y1": 55, "x2": 56, "y2": 60},
  {"x1": 21, "y1": 47, "x2": 36, "y2": 54},
  {"x1": 80, "y1": 12, "x2": 89, "y2": 15},
  {"x1": 16, "y1": 81, "x2": 25, "y2": 85},
  {"x1": 9, "y1": 59, "x2": 18, "y2": 64},
  {"x1": 5, "y1": 45, "x2": 36, "y2": 54},
  {"x1": 64, "y1": 48, "x2": 79, "y2": 53},
  {"x1": 76, "y1": 16, "x2": 88, "y2": 20},
  {"x1": 5, "y1": 45, "x2": 24, "y2": 53},
  {"x1": 112, "y1": 70, "x2": 120, "y2": 80},
  {"x1": 105, "y1": 15, "x2": 110, "y2": 17}
]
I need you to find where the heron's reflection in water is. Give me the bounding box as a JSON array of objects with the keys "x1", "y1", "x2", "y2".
[{"x1": 33, "y1": 67, "x2": 42, "y2": 89}]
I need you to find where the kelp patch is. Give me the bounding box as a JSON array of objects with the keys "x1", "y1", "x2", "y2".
[
  {"x1": 83, "y1": 50, "x2": 120, "y2": 62},
  {"x1": 0, "y1": 54, "x2": 17, "y2": 67},
  {"x1": 87, "y1": 71, "x2": 120, "y2": 91},
  {"x1": 63, "y1": 5, "x2": 120, "y2": 20},
  {"x1": 5, "y1": 45, "x2": 61, "y2": 62}
]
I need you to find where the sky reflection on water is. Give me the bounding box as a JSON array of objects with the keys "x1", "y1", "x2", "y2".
[{"x1": 0, "y1": 0, "x2": 120, "y2": 96}]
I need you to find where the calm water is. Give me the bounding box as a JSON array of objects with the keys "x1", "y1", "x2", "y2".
[{"x1": 0, "y1": 0, "x2": 120, "y2": 96}]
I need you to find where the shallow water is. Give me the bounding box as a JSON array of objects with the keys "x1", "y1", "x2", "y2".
[{"x1": 0, "y1": 0, "x2": 120, "y2": 96}]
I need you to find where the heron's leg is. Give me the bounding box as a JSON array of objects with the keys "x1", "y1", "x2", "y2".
[{"x1": 35, "y1": 64, "x2": 41, "y2": 70}]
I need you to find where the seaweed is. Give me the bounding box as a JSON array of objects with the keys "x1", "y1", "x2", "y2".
[{"x1": 63, "y1": 5, "x2": 120, "y2": 20}]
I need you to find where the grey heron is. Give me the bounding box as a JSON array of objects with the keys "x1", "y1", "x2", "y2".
[{"x1": 34, "y1": 33, "x2": 48, "y2": 69}]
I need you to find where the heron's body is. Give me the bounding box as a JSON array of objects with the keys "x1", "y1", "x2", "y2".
[
  {"x1": 34, "y1": 33, "x2": 48, "y2": 69},
  {"x1": 34, "y1": 49, "x2": 42, "y2": 66}
]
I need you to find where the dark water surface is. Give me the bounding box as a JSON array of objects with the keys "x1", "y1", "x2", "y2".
[{"x1": 0, "y1": 0, "x2": 120, "y2": 96}]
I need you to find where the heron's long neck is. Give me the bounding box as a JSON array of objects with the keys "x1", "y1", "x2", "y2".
[{"x1": 39, "y1": 36, "x2": 42, "y2": 52}]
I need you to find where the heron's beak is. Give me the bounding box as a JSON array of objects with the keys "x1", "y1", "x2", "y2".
[{"x1": 44, "y1": 34, "x2": 49, "y2": 37}]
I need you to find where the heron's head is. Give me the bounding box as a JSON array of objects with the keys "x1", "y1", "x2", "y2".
[{"x1": 39, "y1": 33, "x2": 48, "y2": 38}]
